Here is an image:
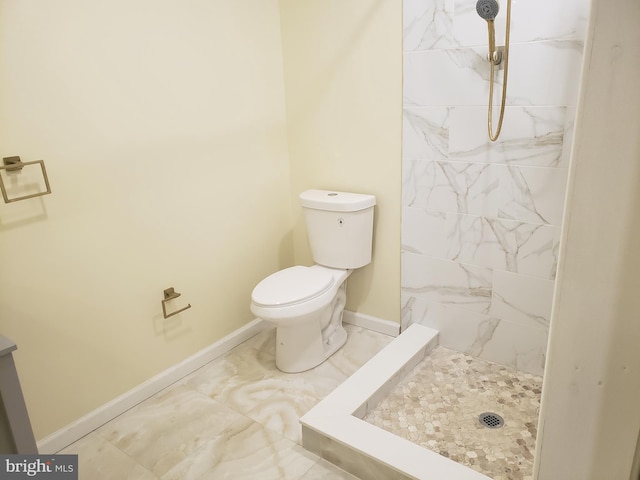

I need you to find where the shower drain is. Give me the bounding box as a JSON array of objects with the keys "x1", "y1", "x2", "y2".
[{"x1": 478, "y1": 412, "x2": 505, "y2": 429}]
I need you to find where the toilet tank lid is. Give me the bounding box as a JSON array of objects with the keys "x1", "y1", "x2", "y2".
[{"x1": 299, "y1": 189, "x2": 376, "y2": 212}]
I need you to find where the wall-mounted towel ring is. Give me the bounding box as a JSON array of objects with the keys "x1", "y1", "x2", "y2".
[
  {"x1": 0, "y1": 156, "x2": 52, "y2": 203},
  {"x1": 162, "y1": 288, "x2": 192, "y2": 319}
]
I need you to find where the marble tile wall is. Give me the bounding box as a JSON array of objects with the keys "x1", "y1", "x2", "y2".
[{"x1": 401, "y1": 0, "x2": 590, "y2": 375}]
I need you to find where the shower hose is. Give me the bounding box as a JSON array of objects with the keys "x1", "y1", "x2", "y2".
[{"x1": 487, "y1": 0, "x2": 512, "y2": 141}]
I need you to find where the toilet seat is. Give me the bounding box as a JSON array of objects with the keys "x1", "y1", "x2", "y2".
[{"x1": 251, "y1": 266, "x2": 334, "y2": 308}]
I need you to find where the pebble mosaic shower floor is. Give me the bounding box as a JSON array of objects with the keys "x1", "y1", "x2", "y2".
[{"x1": 363, "y1": 346, "x2": 543, "y2": 480}]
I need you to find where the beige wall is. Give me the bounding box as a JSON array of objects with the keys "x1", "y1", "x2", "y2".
[
  {"x1": 0, "y1": 0, "x2": 293, "y2": 439},
  {"x1": 279, "y1": 0, "x2": 402, "y2": 322},
  {"x1": 535, "y1": 0, "x2": 640, "y2": 477},
  {"x1": 0, "y1": 0, "x2": 402, "y2": 441}
]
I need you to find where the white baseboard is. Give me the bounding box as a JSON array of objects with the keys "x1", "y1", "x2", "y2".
[
  {"x1": 38, "y1": 312, "x2": 397, "y2": 453},
  {"x1": 37, "y1": 318, "x2": 270, "y2": 454},
  {"x1": 342, "y1": 310, "x2": 400, "y2": 337}
]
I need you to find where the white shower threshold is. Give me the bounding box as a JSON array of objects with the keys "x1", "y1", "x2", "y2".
[{"x1": 300, "y1": 324, "x2": 492, "y2": 480}]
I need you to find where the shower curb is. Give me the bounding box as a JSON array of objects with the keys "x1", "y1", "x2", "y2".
[{"x1": 301, "y1": 324, "x2": 492, "y2": 480}]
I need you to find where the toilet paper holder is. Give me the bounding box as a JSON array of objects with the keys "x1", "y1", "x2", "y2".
[{"x1": 162, "y1": 288, "x2": 192, "y2": 319}]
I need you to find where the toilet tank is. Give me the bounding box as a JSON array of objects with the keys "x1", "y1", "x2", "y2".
[{"x1": 299, "y1": 189, "x2": 376, "y2": 269}]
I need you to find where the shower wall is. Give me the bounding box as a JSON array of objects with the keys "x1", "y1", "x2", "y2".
[{"x1": 401, "y1": 0, "x2": 589, "y2": 375}]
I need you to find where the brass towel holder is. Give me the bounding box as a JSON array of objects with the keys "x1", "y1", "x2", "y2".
[
  {"x1": 162, "y1": 288, "x2": 192, "y2": 319},
  {"x1": 0, "y1": 156, "x2": 52, "y2": 203}
]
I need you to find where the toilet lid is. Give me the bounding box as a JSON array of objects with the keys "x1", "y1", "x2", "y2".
[{"x1": 252, "y1": 266, "x2": 334, "y2": 307}]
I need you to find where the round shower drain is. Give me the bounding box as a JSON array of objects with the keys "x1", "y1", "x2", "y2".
[{"x1": 479, "y1": 412, "x2": 504, "y2": 429}]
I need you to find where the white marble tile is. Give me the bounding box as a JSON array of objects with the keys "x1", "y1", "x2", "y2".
[
  {"x1": 58, "y1": 326, "x2": 408, "y2": 479},
  {"x1": 97, "y1": 385, "x2": 242, "y2": 477},
  {"x1": 453, "y1": 0, "x2": 590, "y2": 47},
  {"x1": 402, "y1": 107, "x2": 449, "y2": 162},
  {"x1": 403, "y1": 158, "x2": 490, "y2": 211},
  {"x1": 449, "y1": 106, "x2": 568, "y2": 167},
  {"x1": 402, "y1": 252, "x2": 493, "y2": 314},
  {"x1": 497, "y1": 164, "x2": 569, "y2": 225},
  {"x1": 401, "y1": 0, "x2": 582, "y2": 380},
  {"x1": 240, "y1": 364, "x2": 348, "y2": 444},
  {"x1": 59, "y1": 432, "x2": 158, "y2": 480},
  {"x1": 402, "y1": 207, "x2": 560, "y2": 279},
  {"x1": 508, "y1": 0, "x2": 590, "y2": 44},
  {"x1": 402, "y1": 157, "x2": 437, "y2": 208},
  {"x1": 404, "y1": 48, "x2": 489, "y2": 107},
  {"x1": 403, "y1": 275, "x2": 551, "y2": 375},
  {"x1": 161, "y1": 416, "x2": 318, "y2": 480},
  {"x1": 183, "y1": 331, "x2": 284, "y2": 415},
  {"x1": 484, "y1": 216, "x2": 560, "y2": 279},
  {"x1": 418, "y1": 300, "x2": 501, "y2": 356},
  {"x1": 404, "y1": 0, "x2": 456, "y2": 51},
  {"x1": 490, "y1": 270, "x2": 555, "y2": 329},
  {"x1": 244, "y1": 387, "x2": 318, "y2": 444},
  {"x1": 411, "y1": 300, "x2": 548, "y2": 375},
  {"x1": 473, "y1": 316, "x2": 549, "y2": 376},
  {"x1": 405, "y1": 159, "x2": 568, "y2": 225},
  {"x1": 402, "y1": 207, "x2": 449, "y2": 256},
  {"x1": 183, "y1": 324, "x2": 392, "y2": 445},
  {"x1": 404, "y1": 41, "x2": 584, "y2": 108},
  {"x1": 506, "y1": 40, "x2": 585, "y2": 107}
]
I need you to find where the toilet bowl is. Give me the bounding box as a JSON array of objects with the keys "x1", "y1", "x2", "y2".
[
  {"x1": 250, "y1": 189, "x2": 376, "y2": 373},
  {"x1": 251, "y1": 265, "x2": 351, "y2": 373}
]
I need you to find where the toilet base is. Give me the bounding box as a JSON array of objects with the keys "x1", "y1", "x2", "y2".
[
  {"x1": 253, "y1": 267, "x2": 351, "y2": 373},
  {"x1": 275, "y1": 324, "x2": 347, "y2": 373}
]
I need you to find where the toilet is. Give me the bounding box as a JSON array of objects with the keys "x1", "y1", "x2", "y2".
[{"x1": 250, "y1": 189, "x2": 376, "y2": 373}]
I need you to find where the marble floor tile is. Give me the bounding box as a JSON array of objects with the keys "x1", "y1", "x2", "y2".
[
  {"x1": 243, "y1": 325, "x2": 395, "y2": 444},
  {"x1": 244, "y1": 381, "x2": 325, "y2": 443},
  {"x1": 161, "y1": 416, "x2": 318, "y2": 480},
  {"x1": 97, "y1": 385, "x2": 242, "y2": 477},
  {"x1": 58, "y1": 432, "x2": 157, "y2": 480},
  {"x1": 61, "y1": 323, "x2": 395, "y2": 480},
  {"x1": 183, "y1": 325, "x2": 394, "y2": 444}
]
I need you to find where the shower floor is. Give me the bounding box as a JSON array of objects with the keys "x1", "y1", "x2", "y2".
[{"x1": 363, "y1": 346, "x2": 542, "y2": 480}]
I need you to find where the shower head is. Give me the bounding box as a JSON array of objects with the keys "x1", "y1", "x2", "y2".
[
  {"x1": 477, "y1": 0, "x2": 499, "y2": 62},
  {"x1": 476, "y1": 0, "x2": 499, "y2": 21}
]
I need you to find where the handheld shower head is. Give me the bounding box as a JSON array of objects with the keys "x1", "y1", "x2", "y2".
[
  {"x1": 476, "y1": 0, "x2": 499, "y2": 21},
  {"x1": 476, "y1": 0, "x2": 500, "y2": 62},
  {"x1": 478, "y1": 0, "x2": 512, "y2": 141}
]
